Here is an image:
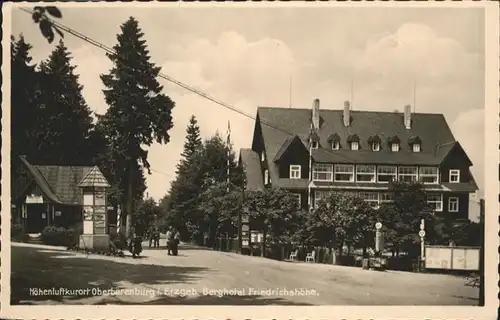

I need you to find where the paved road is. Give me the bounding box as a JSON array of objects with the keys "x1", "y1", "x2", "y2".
[{"x1": 11, "y1": 241, "x2": 479, "y2": 305}]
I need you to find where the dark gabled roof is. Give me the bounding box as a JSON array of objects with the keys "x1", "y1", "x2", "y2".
[
  {"x1": 273, "y1": 135, "x2": 305, "y2": 162},
  {"x1": 347, "y1": 134, "x2": 360, "y2": 143},
  {"x1": 408, "y1": 136, "x2": 422, "y2": 145},
  {"x1": 327, "y1": 133, "x2": 341, "y2": 143},
  {"x1": 387, "y1": 135, "x2": 401, "y2": 144},
  {"x1": 18, "y1": 156, "x2": 103, "y2": 205},
  {"x1": 239, "y1": 149, "x2": 264, "y2": 191},
  {"x1": 308, "y1": 130, "x2": 320, "y2": 142},
  {"x1": 367, "y1": 135, "x2": 381, "y2": 144},
  {"x1": 256, "y1": 106, "x2": 467, "y2": 187}
]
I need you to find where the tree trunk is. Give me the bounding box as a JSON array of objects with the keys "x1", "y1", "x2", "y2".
[{"x1": 125, "y1": 161, "x2": 134, "y2": 238}]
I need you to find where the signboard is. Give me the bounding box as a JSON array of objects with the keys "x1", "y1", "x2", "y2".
[
  {"x1": 83, "y1": 206, "x2": 94, "y2": 220},
  {"x1": 241, "y1": 214, "x2": 250, "y2": 223},
  {"x1": 95, "y1": 192, "x2": 106, "y2": 206},
  {"x1": 26, "y1": 195, "x2": 44, "y2": 204},
  {"x1": 375, "y1": 222, "x2": 382, "y2": 230},
  {"x1": 419, "y1": 230, "x2": 426, "y2": 238},
  {"x1": 425, "y1": 246, "x2": 480, "y2": 271},
  {"x1": 94, "y1": 206, "x2": 106, "y2": 215},
  {"x1": 94, "y1": 213, "x2": 106, "y2": 221},
  {"x1": 55, "y1": 211, "x2": 62, "y2": 217},
  {"x1": 242, "y1": 224, "x2": 249, "y2": 232}
]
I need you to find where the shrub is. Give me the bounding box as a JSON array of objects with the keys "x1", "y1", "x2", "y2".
[
  {"x1": 11, "y1": 224, "x2": 29, "y2": 242},
  {"x1": 109, "y1": 230, "x2": 127, "y2": 250},
  {"x1": 41, "y1": 225, "x2": 79, "y2": 247}
]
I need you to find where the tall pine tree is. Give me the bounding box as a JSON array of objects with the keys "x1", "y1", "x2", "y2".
[
  {"x1": 176, "y1": 115, "x2": 203, "y2": 175},
  {"x1": 100, "y1": 17, "x2": 174, "y2": 237},
  {"x1": 11, "y1": 35, "x2": 42, "y2": 160},
  {"x1": 36, "y1": 40, "x2": 95, "y2": 165}
]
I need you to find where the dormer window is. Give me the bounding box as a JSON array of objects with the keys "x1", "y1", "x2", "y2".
[
  {"x1": 327, "y1": 133, "x2": 341, "y2": 151},
  {"x1": 388, "y1": 135, "x2": 401, "y2": 152},
  {"x1": 368, "y1": 135, "x2": 381, "y2": 152},
  {"x1": 408, "y1": 136, "x2": 422, "y2": 153},
  {"x1": 308, "y1": 130, "x2": 320, "y2": 150},
  {"x1": 331, "y1": 141, "x2": 340, "y2": 150},
  {"x1": 347, "y1": 134, "x2": 360, "y2": 151}
]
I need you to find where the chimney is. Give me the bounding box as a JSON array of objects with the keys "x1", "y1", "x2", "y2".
[
  {"x1": 312, "y1": 98, "x2": 320, "y2": 129},
  {"x1": 343, "y1": 100, "x2": 351, "y2": 127},
  {"x1": 404, "y1": 104, "x2": 412, "y2": 129}
]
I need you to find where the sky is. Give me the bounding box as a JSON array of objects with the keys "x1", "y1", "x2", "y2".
[{"x1": 11, "y1": 5, "x2": 485, "y2": 217}]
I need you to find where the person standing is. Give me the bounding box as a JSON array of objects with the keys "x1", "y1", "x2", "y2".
[
  {"x1": 173, "y1": 229, "x2": 181, "y2": 256},
  {"x1": 166, "y1": 226, "x2": 173, "y2": 255}
]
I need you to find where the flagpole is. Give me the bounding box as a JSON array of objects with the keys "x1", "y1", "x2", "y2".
[
  {"x1": 308, "y1": 125, "x2": 313, "y2": 212},
  {"x1": 227, "y1": 120, "x2": 231, "y2": 193}
]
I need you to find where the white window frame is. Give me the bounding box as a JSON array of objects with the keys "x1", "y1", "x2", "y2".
[
  {"x1": 412, "y1": 143, "x2": 421, "y2": 152},
  {"x1": 377, "y1": 166, "x2": 397, "y2": 183},
  {"x1": 334, "y1": 164, "x2": 355, "y2": 182},
  {"x1": 293, "y1": 193, "x2": 302, "y2": 208},
  {"x1": 311, "y1": 141, "x2": 319, "y2": 149},
  {"x1": 379, "y1": 192, "x2": 393, "y2": 204},
  {"x1": 314, "y1": 191, "x2": 330, "y2": 208},
  {"x1": 391, "y1": 143, "x2": 400, "y2": 152},
  {"x1": 331, "y1": 141, "x2": 340, "y2": 150},
  {"x1": 312, "y1": 163, "x2": 333, "y2": 182},
  {"x1": 448, "y1": 196, "x2": 459, "y2": 212},
  {"x1": 419, "y1": 167, "x2": 439, "y2": 184},
  {"x1": 427, "y1": 194, "x2": 443, "y2": 212},
  {"x1": 398, "y1": 166, "x2": 418, "y2": 182},
  {"x1": 372, "y1": 142, "x2": 380, "y2": 152},
  {"x1": 356, "y1": 165, "x2": 376, "y2": 183},
  {"x1": 351, "y1": 142, "x2": 359, "y2": 151},
  {"x1": 289, "y1": 165, "x2": 301, "y2": 179},
  {"x1": 264, "y1": 169, "x2": 269, "y2": 185},
  {"x1": 449, "y1": 169, "x2": 460, "y2": 183},
  {"x1": 359, "y1": 192, "x2": 379, "y2": 209}
]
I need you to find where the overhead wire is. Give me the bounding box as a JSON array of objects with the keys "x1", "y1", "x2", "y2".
[{"x1": 18, "y1": 7, "x2": 362, "y2": 167}]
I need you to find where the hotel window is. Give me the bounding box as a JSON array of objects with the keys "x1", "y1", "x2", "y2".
[
  {"x1": 377, "y1": 166, "x2": 397, "y2": 183},
  {"x1": 412, "y1": 143, "x2": 421, "y2": 153},
  {"x1": 314, "y1": 190, "x2": 330, "y2": 208},
  {"x1": 427, "y1": 194, "x2": 443, "y2": 212},
  {"x1": 449, "y1": 169, "x2": 460, "y2": 183},
  {"x1": 419, "y1": 167, "x2": 439, "y2": 184},
  {"x1": 311, "y1": 141, "x2": 319, "y2": 149},
  {"x1": 293, "y1": 193, "x2": 302, "y2": 207},
  {"x1": 391, "y1": 143, "x2": 400, "y2": 152},
  {"x1": 379, "y1": 192, "x2": 393, "y2": 204},
  {"x1": 264, "y1": 169, "x2": 269, "y2": 185},
  {"x1": 351, "y1": 142, "x2": 359, "y2": 151},
  {"x1": 334, "y1": 164, "x2": 355, "y2": 182},
  {"x1": 372, "y1": 142, "x2": 380, "y2": 152},
  {"x1": 398, "y1": 166, "x2": 418, "y2": 182},
  {"x1": 331, "y1": 141, "x2": 340, "y2": 150},
  {"x1": 356, "y1": 165, "x2": 376, "y2": 182},
  {"x1": 312, "y1": 163, "x2": 333, "y2": 181},
  {"x1": 359, "y1": 192, "x2": 379, "y2": 209},
  {"x1": 290, "y1": 165, "x2": 301, "y2": 179},
  {"x1": 448, "y1": 197, "x2": 459, "y2": 212}
]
